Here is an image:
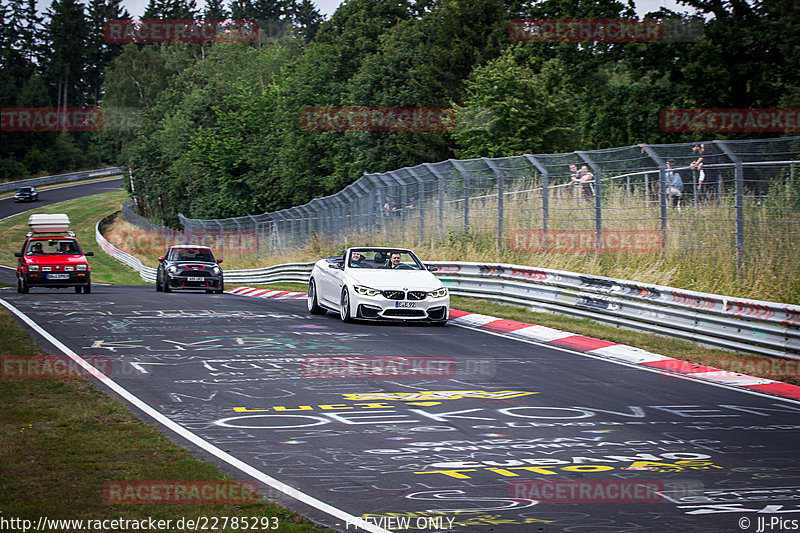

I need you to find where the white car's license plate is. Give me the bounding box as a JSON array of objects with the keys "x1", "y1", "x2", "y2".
[
  {"x1": 47, "y1": 273, "x2": 69, "y2": 280},
  {"x1": 396, "y1": 302, "x2": 416, "y2": 308},
  {"x1": 187, "y1": 277, "x2": 204, "y2": 282}
]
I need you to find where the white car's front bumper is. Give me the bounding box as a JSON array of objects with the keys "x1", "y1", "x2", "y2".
[{"x1": 348, "y1": 288, "x2": 449, "y2": 321}]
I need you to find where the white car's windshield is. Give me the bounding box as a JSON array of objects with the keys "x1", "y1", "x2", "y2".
[{"x1": 347, "y1": 249, "x2": 423, "y2": 270}]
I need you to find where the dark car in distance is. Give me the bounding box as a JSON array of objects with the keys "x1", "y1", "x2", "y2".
[
  {"x1": 13, "y1": 186, "x2": 38, "y2": 202},
  {"x1": 156, "y1": 245, "x2": 224, "y2": 293}
]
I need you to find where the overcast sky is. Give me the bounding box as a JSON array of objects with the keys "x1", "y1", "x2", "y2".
[{"x1": 36, "y1": 0, "x2": 700, "y2": 21}]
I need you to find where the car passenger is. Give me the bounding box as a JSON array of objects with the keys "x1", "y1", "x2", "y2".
[{"x1": 350, "y1": 250, "x2": 367, "y2": 267}]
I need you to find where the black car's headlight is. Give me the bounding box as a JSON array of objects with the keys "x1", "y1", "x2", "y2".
[
  {"x1": 354, "y1": 285, "x2": 381, "y2": 297},
  {"x1": 428, "y1": 287, "x2": 448, "y2": 298},
  {"x1": 167, "y1": 265, "x2": 177, "y2": 274},
  {"x1": 212, "y1": 266, "x2": 221, "y2": 275}
]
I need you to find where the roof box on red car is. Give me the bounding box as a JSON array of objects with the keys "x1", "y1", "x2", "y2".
[{"x1": 28, "y1": 214, "x2": 71, "y2": 233}]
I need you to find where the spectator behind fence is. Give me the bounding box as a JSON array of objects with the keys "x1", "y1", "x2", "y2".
[
  {"x1": 691, "y1": 142, "x2": 718, "y2": 203},
  {"x1": 570, "y1": 165, "x2": 594, "y2": 201},
  {"x1": 666, "y1": 158, "x2": 683, "y2": 209}
]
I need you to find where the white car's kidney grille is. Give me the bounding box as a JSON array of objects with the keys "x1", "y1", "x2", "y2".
[
  {"x1": 407, "y1": 291, "x2": 426, "y2": 300},
  {"x1": 382, "y1": 290, "x2": 405, "y2": 300}
]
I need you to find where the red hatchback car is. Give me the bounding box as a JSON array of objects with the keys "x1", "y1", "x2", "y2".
[{"x1": 15, "y1": 214, "x2": 93, "y2": 294}]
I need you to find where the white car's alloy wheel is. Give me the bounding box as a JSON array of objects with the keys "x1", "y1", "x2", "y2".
[
  {"x1": 307, "y1": 279, "x2": 326, "y2": 315},
  {"x1": 340, "y1": 288, "x2": 352, "y2": 322}
]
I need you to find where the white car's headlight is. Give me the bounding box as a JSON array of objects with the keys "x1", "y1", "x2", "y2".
[
  {"x1": 428, "y1": 287, "x2": 448, "y2": 298},
  {"x1": 168, "y1": 266, "x2": 177, "y2": 274},
  {"x1": 354, "y1": 285, "x2": 381, "y2": 297}
]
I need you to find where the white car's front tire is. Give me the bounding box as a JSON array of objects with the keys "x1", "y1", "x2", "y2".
[
  {"x1": 307, "y1": 279, "x2": 326, "y2": 315},
  {"x1": 340, "y1": 288, "x2": 353, "y2": 323}
]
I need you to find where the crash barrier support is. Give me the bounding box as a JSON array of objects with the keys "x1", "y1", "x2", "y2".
[
  {"x1": 1, "y1": 167, "x2": 126, "y2": 193},
  {"x1": 96, "y1": 220, "x2": 799, "y2": 361}
]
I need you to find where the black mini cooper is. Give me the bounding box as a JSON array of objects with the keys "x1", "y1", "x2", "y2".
[{"x1": 156, "y1": 245, "x2": 224, "y2": 293}]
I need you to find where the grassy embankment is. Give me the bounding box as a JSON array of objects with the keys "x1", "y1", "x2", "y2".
[{"x1": 0, "y1": 190, "x2": 333, "y2": 532}]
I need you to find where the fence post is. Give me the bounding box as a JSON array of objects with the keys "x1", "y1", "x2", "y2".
[
  {"x1": 407, "y1": 167, "x2": 426, "y2": 244},
  {"x1": 577, "y1": 151, "x2": 602, "y2": 251},
  {"x1": 715, "y1": 141, "x2": 744, "y2": 275},
  {"x1": 423, "y1": 163, "x2": 446, "y2": 241},
  {"x1": 523, "y1": 155, "x2": 548, "y2": 245},
  {"x1": 640, "y1": 145, "x2": 668, "y2": 246},
  {"x1": 451, "y1": 160, "x2": 471, "y2": 234},
  {"x1": 483, "y1": 158, "x2": 505, "y2": 252}
]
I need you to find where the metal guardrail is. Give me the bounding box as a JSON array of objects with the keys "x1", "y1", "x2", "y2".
[
  {"x1": 1, "y1": 167, "x2": 126, "y2": 194},
  {"x1": 432, "y1": 262, "x2": 800, "y2": 360},
  {"x1": 97, "y1": 215, "x2": 799, "y2": 359},
  {"x1": 224, "y1": 263, "x2": 313, "y2": 285},
  {"x1": 96, "y1": 213, "x2": 157, "y2": 283}
]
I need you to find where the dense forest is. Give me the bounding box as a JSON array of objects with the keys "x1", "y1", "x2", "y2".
[{"x1": 2, "y1": 0, "x2": 798, "y2": 226}]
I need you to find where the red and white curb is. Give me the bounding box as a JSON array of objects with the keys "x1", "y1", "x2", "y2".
[
  {"x1": 447, "y1": 309, "x2": 800, "y2": 401},
  {"x1": 226, "y1": 286, "x2": 307, "y2": 300},
  {"x1": 226, "y1": 287, "x2": 800, "y2": 401}
]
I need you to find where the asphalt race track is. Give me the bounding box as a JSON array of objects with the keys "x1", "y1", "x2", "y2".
[
  {"x1": 2, "y1": 284, "x2": 800, "y2": 532},
  {"x1": 0, "y1": 177, "x2": 125, "y2": 285}
]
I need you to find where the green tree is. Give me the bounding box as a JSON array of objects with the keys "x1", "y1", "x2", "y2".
[
  {"x1": 452, "y1": 53, "x2": 579, "y2": 157},
  {"x1": 203, "y1": 0, "x2": 228, "y2": 19},
  {"x1": 45, "y1": 0, "x2": 90, "y2": 109},
  {"x1": 86, "y1": 0, "x2": 130, "y2": 106}
]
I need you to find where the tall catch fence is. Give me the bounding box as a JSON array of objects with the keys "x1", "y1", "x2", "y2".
[{"x1": 129, "y1": 137, "x2": 799, "y2": 274}]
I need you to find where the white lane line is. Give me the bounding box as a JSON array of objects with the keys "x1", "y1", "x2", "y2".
[{"x1": 0, "y1": 298, "x2": 391, "y2": 533}]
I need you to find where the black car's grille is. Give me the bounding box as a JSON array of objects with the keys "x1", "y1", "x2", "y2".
[
  {"x1": 180, "y1": 269, "x2": 211, "y2": 277},
  {"x1": 382, "y1": 290, "x2": 405, "y2": 300},
  {"x1": 407, "y1": 291, "x2": 426, "y2": 301}
]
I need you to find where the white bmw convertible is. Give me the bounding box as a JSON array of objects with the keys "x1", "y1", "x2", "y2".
[{"x1": 307, "y1": 247, "x2": 449, "y2": 325}]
